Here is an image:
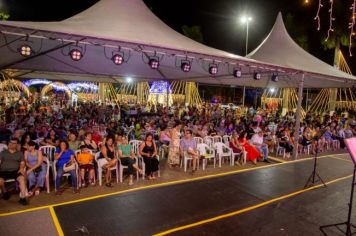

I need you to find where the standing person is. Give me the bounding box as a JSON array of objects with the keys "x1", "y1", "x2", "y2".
[
  {"x1": 0, "y1": 138, "x2": 28, "y2": 205},
  {"x1": 168, "y1": 122, "x2": 181, "y2": 168},
  {"x1": 139, "y1": 133, "x2": 159, "y2": 180},
  {"x1": 97, "y1": 136, "x2": 117, "y2": 187},
  {"x1": 180, "y1": 129, "x2": 199, "y2": 173},
  {"x1": 54, "y1": 140, "x2": 78, "y2": 194},
  {"x1": 24, "y1": 141, "x2": 46, "y2": 196}
]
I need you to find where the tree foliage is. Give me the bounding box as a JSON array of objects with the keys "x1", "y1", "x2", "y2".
[
  {"x1": 0, "y1": 12, "x2": 10, "y2": 21},
  {"x1": 285, "y1": 13, "x2": 309, "y2": 51},
  {"x1": 181, "y1": 25, "x2": 204, "y2": 43}
]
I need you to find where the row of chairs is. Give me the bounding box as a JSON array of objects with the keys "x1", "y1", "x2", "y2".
[{"x1": 38, "y1": 140, "x2": 161, "y2": 190}]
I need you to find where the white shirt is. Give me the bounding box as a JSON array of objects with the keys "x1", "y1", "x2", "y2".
[{"x1": 251, "y1": 134, "x2": 264, "y2": 145}]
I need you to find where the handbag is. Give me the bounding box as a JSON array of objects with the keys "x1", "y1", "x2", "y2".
[{"x1": 63, "y1": 161, "x2": 76, "y2": 172}]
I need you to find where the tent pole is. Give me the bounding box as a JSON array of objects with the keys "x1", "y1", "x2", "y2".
[
  {"x1": 242, "y1": 86, "x2": 245, "y2": 107},
  {"x1": 292, "y1": 73, "x2": 305, "y2": 159},
  {"x1": 306, "y1": 88, "x2": 308, "y2": 111}
]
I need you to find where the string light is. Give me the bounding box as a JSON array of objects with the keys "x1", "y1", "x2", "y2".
[
  {"x1": 314, "y1": 0, "x2": 323, "y2": 31},
  {"x1": 325, "y1": 0, "x2": 335, "y2": 42},
  {"x1": 349, "y1": 0, "x2": 356, "y2": 56}
]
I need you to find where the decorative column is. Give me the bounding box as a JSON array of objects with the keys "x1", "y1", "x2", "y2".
[
  {"x1": 328, "y1": 88, "x2": 337, "y2": 116},
  {"x1": 292, "y1": 74, "x2": 305, "y2": 159},
  {"x1": 281, "y1": 88, "x2": 290, "y2": 116},
  {"x1": 98, "y1": 83, "x2": 106, "y2": 103}
]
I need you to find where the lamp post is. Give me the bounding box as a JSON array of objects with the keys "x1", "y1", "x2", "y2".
[
  {"x1": 240, "y1": 16, "x2": 252, "y2": 56},
  {"x1": 240, "y1": 16, "x2": 252, "y2": 108}
]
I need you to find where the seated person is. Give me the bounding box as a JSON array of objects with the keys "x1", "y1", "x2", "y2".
[
  {"x1": 0, "y1": 138, "x2": 28, "y2": 205},
  {"x1": 251, "y1": 131, "x2": 270, "y2": 163},
  {"x1": 97, "y1": 136, "x2": 117, "y2": 187},
  {"x1": 278, "y1": 130, "x2": 293, "y2": 158},
  {"x1": 117, "y1": 136, "x2": 142, "y2": 185},
  {"x1": 139, "y1": 133, "x2": 159, "y2": 179},
  {"x1": 80, "y1": 132, "x2": 98, "y2": 151},
  {"x1": 180, "y1": 129, "x2": 199, "y2": 173},
  {"x1": 77, "y1": 145, "x2": 95, "y2": 187},
  {"x1": 24, "y1": 141, "x2": 47, "y2": 196},
  {"x1": 54, "y1": 141, "x2": 78, "y2": 194}
]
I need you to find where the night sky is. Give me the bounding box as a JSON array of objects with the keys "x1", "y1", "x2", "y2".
[{"x1": 0, "y1": 0, "x2": 355, "y2": 73}]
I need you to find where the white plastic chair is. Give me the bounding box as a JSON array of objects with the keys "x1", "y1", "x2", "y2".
[
  {"x1": 117, "y1": 143, "x2": 140, "y2": 183},
  {"x1": 42, "y1": 157, "x2": 51, "y2": 193},
  {"x1": 301, "y1": 144, "x2": 311, "y2": 155},
  {"x1": 222, "y1": 135, "x2": 231, "y2": 146},
  {"x1": 276, "y1": 140, "x2": 286, "y2": 158},
  {"x1": 232, "y1": 149, "x2": 247, "y2": 165},
  {"x1": 212, "y1": 136, "x2": 223, "y2": 144},
  {"x1": 203, "y1": 136, "x2": 214, "y2": 148},
  {"x1": 75, "y1": 149, "x2": 95, "y2": 185},
  {"x1": 213, "y1": 142, "x2": 233, "y2": 167},
  {"x1": 197, "y1": 143, "x2": 215, "y2": 170},
  {"x1": 94, "y1": 152, "x2": 119, "y2": 186},
  {"x1": 39, "y1": 146, "x2": 56, "y2": 181},
  {"x1": 131, "y1": 140, "x2": 160, "y2": 178},
  {"x1": 193, "y1": 137, "x2": 203, "y2": 144},
  {"x1": 180, "y1": 151, "x2": 200, "y2": 172}
]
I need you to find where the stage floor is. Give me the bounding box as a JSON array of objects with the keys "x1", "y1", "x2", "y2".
[{"x1": 0, "y1": 154, "x2": 355, "y2": 236}]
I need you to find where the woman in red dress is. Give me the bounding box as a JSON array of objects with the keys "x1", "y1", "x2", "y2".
[{"x1": 238, "y1": 131, "x2": 260, "y2": 165}]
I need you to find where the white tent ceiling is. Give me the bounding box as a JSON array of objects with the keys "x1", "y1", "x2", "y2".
[{"x1": 0, "y1": 0, "x2": 354, "y2": 88}]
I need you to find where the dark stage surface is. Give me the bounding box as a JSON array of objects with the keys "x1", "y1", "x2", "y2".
[{"x1": 50, "y1": 156, "x2": 354, "y2": 236}]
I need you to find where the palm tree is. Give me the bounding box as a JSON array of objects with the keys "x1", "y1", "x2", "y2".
[{"x1": 181, "y1": 25, "x2": 204, "y2": 43}]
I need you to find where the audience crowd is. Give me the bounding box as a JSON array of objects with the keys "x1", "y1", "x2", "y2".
[{"x1": 0, "y1": 101, "x2": 355, "y2": 205}]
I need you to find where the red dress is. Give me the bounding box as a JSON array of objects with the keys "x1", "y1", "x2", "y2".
[{"x1": 238, "y1": 138, "x2": 260, "y2": 161}]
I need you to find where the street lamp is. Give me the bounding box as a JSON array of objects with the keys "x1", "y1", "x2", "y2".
[{"x1": 240, "y1": 16, "x2": 252, "y2": 56}]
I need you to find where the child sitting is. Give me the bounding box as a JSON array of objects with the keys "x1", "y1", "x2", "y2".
[{"x1": 77, "y1": 145, "x2": 95, "y2": 187}]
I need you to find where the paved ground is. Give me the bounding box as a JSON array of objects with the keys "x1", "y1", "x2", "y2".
[{"x1": 0, "y1": 152, "x2": 354, "y2": 236}]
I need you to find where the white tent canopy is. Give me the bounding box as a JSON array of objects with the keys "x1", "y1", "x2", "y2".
[
  {"x1": 0, "y1": 1, "x2": 354, "y2": 87},
  {"x1": 247, "y1": 12, "x2": 356, "y2": 87}
]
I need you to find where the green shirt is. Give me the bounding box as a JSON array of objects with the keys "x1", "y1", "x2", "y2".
[{"x1": 118, "y1": 144, "x2": 132, "y2": 157}]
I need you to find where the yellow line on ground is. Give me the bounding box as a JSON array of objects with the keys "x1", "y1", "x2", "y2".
[
  {"x1": 329, "y1": 156, "x2": 353, "y2": 163},
  {"x1": 0, "y1": 153, "x2": 348, "y2": 217},
  {"x1": 153, "y1": 174, "x2": 353, "y2": 236},
  {"x1": 49, "y1": 206, "x2": 64, "y2": 236},
  {"x1": 268, "y1": 156, "x2": 287, "y2": 163}
]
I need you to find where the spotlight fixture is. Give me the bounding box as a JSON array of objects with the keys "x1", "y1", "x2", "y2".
[
  {"x1": 69, "y1": 49, "x2": 83, "y2": 61},
  {"x1": 112, "y1": 54, "x2": 124, "y2": 65},
  {"x1": 209, "y1": 64, "x2": 218, "y2": 75},
  {"x1": 19, "y1": 44, "x2": 32, "y2": 57},
  {"x1": 233, "y1": 68, "x2": 242, "y2": 78},
  {"x1": 149, "y1": 58, "x2": 159, "y2": 69},
  {"x1": 181, "y1": 60, "x2": 191, "y2": 72},
  {"x1": 271, "y1": 73, "x2": 279, "y2": 82},
  {"x1": 254, "y1": 72, "x2": 261, "y2": 80}
]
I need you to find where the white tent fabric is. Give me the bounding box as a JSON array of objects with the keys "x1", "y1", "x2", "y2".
[
  {"x1": 0, "y1": 0, "x2": 247, "y2": 61},
  {"x1": 0, "y1": 1, "x2": 354, "y2": 88},
  {"x1": 247, "y1": 12, "x2": 356, "y2": 83}
]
